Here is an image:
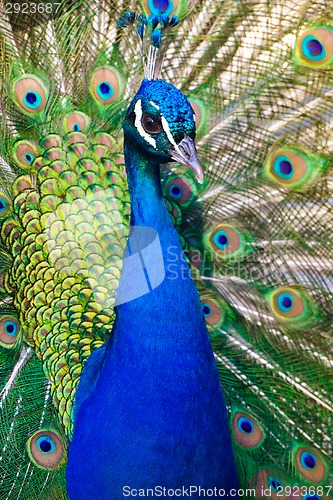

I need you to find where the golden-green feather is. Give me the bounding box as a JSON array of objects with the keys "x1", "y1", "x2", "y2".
[{"x1": 0, "y1": 0, "x2": 332, "y2": 498}]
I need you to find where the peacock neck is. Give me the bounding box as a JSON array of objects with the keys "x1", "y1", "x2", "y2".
[
  {"x1": 111, "y1": 143, "x2": 207, "y2": 349},
  {"x1": 123, "y1": 142, "x2": 189, "y2": 274},
  {"x1": 124, "y1": 144, "x2": 174, "y2": 229}
]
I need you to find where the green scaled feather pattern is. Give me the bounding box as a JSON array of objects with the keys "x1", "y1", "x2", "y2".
[{"x1": 0, "y1": 0, "x2": 332, "y2": 498}]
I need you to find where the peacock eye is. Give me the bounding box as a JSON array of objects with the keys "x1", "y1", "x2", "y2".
[{"x1": 142, "y1": 114, "x2": 162, "y2": 134}]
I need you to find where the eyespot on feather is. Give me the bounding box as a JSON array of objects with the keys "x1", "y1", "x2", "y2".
[
  {"x1": 0, "y1": 315, "x2": 20, "y2": 346},
  {"x1": 294, "y1": 446, "x2": 327, "y2": 483},
  {"x1": 90, "y1": 67, "x2": 123, "y2": 105},
  {"x1": 66, "y1": 132, "x2": 87, "y2": 145},
  {"x1": 267, "y1": 287, "x2": 309, "y2": 323},
  {"x1": 41, "y1": 134, "x2": 62, "y2": 150},
  {"x1": 27, "y1": 429, "x2": 65, "y2": 469},
  {"x1": 12, "y1": 74, "x2": 48, "y2": 114},
  {"x1": 0, "y1": 193, "x2": 11, "y2": 218},
  {"x1": 62, "y1": 112, "x2": 92, "y2": 133},
  {"x1": 93, "y1": 132, "x2": 116, "y2": 149},
  {"x1": 12, "y1": 140, "x2": 38, "y2": 168},
  {"x1": 206, "y1": 223, "x2": 248, "y2": 260},
  {"x1": 295, "y1": 27, "x2": 333, "y2": 68},
  {"x1": 200, "y1": 295, "x2": 226, "y2": 329},
  {"x1": 232, "y1": 411, "x2": 264, "y2": 448},
  {"x1": 188, "y1": 99, "x2": 201, "y2": 129},
  {"x1": 297, "y1": 495, "x2": 332, "y2": 500},
  {"x1": 267, "y1": 475, "x2": 284, "y2": 494},
  {"x1": 13, "y1": 174, "x2": 35, "y2": 194},
  {"x1": 250, "y1": 469, "x2": 286, "y2": 500},
  {"x1": 188, "y1": 97, "x2": 207, "y2": 136},
  {"x1": 300, "y1": 495, "x2": 327, "y2": 500},
  {"x1": 164, "y1": 174, "x2": 197, "y2": 206},
  {"x1": 93, "y1": 144, "x2": 109, "y2": 158},
  {"x1": 264, "y1": 147, "x2": 325, "y2": 189},
  {"x1": 142, "y1": 0, "x2": 182, "y2": 16}
]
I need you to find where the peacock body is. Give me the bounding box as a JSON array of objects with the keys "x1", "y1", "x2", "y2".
[
  {"x1": 0, "y1": 0, "x2": 332, "y2": 498},
  {"x1": 66, "y1": 77, "x2": 238, "y2": 498}
]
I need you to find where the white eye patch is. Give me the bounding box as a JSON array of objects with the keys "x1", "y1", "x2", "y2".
[
  {"x1": 161, "y1": 115, "x2": 182, "y2": 155},
  {"x1": 134, "y1": 99, "x2": 181, "y2": 154},
  {"x1": 149, "y1": 101, "x2": 160, "y2": 110},
  {"x1": 134, "y1": 99, "x2": 157, "y2": 149}
]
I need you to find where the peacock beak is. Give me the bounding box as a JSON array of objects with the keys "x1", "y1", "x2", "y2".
[{"x1": 168, "y1": 134, "x2": 204, "y2": 184}]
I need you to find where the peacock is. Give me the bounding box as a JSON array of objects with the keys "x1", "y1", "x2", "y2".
[{"x1": 0, "y1": 0, "x2": 332, "y2": 498}]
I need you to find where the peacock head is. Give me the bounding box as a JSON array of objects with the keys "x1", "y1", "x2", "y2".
[{"x1": 123, "y1": 79, "x2": 204, "y2": 183}]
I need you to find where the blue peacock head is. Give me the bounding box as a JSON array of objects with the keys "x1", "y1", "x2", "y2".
[{"x1": 123, "y1": 78, "x2": 204, "y2": 183}]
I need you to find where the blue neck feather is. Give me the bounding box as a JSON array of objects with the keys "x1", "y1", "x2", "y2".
[
  {"x1": 66, "y1": 137, "x2": 238, "y2": 499},
  {"x1": 114, "y1": 145, "x2": 206, "y2": 346}
]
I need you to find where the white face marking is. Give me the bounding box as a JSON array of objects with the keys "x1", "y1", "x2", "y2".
[
  {"x1": 134, "y1": 99, "x2": 157, "y2": 149},
  {"x1": 150, "y1": 101, "x2": 160, "y2": 110},
  {"x1": 161, "y1": 115, "x2": 181, "y2": 154}
]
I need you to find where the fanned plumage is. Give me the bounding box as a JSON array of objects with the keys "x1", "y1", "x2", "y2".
[{"x1": 0, "y1": 0, "x2": 332, "y2": 498}]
